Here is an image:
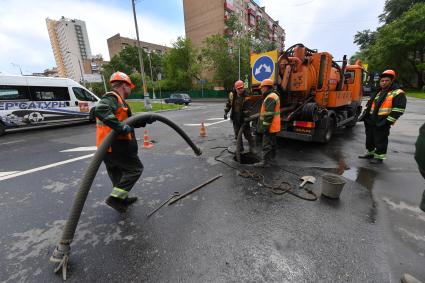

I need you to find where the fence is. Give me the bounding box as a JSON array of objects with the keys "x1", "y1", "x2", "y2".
[{"x1": 128, "y1": 89, "x2": 228, "y2": 99}]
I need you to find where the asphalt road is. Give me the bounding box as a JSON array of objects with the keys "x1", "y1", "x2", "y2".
[{"x1": 0, "y1": 100, "x2": 424, "y2": 282}]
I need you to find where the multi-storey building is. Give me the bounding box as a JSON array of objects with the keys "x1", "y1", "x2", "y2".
[
  {"x1": 107, "y1": 33, "x2": 170, "y2": 59},
  {"x1": 46, "y1": 17, "x2": 93, "y2": 82},
  {"x1": 183, "y1": 0, "x2": 285, "y2": 51}
]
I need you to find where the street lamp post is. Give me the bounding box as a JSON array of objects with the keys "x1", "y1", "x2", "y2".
[
  {"x1": 131, "y1": 0, "x2": 151, "y2": 110},
  {"x1": 147, "y1": 52, "x2": 156, "y2": 99},
  {"x1": 66, "y1": 51, "x2": 86, "y2": 87}
]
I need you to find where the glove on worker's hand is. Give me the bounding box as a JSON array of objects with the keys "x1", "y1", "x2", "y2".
[{"x1": 132, "y1": 114, "x2": 155, "y2": 128}]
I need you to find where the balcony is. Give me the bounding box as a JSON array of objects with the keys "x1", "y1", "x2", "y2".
[{"x1": 224, "y1": 0, "x2": 234, "y2": 11}]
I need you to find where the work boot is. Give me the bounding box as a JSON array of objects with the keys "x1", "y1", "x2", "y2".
[
  {"x1": 358, "y1": 153, "x2": 374, "y2": 159},
  {"x1": 401, "y1": 273, "x2": 423, "y2": 283},
  {"x1": 105, "y1": 196, "x2": 127, "y2": 213},
  {"x1": 123, "y1": 196, "x2": 138, "y2": 206},
  {"x1": 369, "y1": 158, "x2": 383, "y2": 164}
]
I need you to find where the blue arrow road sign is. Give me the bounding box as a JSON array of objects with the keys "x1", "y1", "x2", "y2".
[{"x1": 252, "y1": 56, "x2": 274, "y2": 82}]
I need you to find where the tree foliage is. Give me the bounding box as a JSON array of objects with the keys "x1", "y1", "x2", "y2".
[
  {"x1": 101, "y1": 45, "x2": 163, "y2": 92},
  {"x1": 379, "y1": 0, "x2": 425, "y2": 24},
  {"x1": 201, "y1": 14, "x2": 278, "y2": 89},
  {"x1": 161, "y1": 37, "x2": 200, "y2": 90},
  {"x1": 353, "y1": 29, "x2": 377, "y2": 50},
  {"x1": 354, "y1": 2, "x2": 425, "y2": 89}
]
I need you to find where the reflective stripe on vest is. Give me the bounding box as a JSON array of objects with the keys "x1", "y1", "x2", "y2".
[
  {"x1": 370, "y1": 89, "x2": 404, "y2": 116},
  {"x1": 260, "y1": 92, "x2": 281, "y2": 133},
  {"x1": 96, "y1": 91, "x2": 132, "y2": 152}
]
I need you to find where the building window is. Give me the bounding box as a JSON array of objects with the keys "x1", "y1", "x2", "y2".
[{"x1": 248, "y1": 14, "x2": 256, "y2": 27}]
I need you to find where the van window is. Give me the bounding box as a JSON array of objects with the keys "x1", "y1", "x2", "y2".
[
  {"x1": 72, "y1": 87, "x2": 95, "y2": 101},
  {"x1": 30, "y1": 86, "x2": 70, "y2": 101},
  {"x1": 0, "y1": 85, "x2": 29, "y2": 100}
]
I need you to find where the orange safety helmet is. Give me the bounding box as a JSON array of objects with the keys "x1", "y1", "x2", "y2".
[
  {"x1": 380, "y1": 69, "x2": 396, "y2": 80},
  {"x1": 110, "y1": 71, "x2": 135, "y2": 89},
  {"x1": 234, "y1": 80, "x2": 244, "y2": 90},
  {"x1": 260, "y1": 79, "x2": 274, "y2": 88}
]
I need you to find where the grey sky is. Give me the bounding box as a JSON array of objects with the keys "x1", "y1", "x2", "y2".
[
  {"x1": 260, "y1": 0, "x2": 386, "y2": 61},
  {"x1": 0, "y1": 0, "x2": 386, "y2": 75}
]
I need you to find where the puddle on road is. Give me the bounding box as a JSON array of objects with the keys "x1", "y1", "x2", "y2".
[{"x1": 314, "y1": 149, "x2": 380, "y2": 223}]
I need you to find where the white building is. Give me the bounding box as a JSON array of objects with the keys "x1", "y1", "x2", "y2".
[{"x1": 46, "y1": 17, "x2": 93, "y2": 82}]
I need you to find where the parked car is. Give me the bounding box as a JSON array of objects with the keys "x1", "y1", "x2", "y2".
[{"x1": 164, "y1": 93, "x2": 191, "y2": 105}]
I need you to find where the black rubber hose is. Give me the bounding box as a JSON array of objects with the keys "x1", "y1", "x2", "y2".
[{"x1": 52, "y1": 113, "x2": 201, "y2": 254}]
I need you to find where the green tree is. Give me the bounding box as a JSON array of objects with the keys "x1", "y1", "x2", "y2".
[
  {"x1": 201, "y1": 14, "x2": 278, "y2": 89},
  {"x1": 353, "y1": 29, "x2": 377, "y2": 50},
  {"x1": 369, "y1": 3, "x2": 425, "y2": 88},
  {"x1": 101, "y1": 45, "x2": 163, "y2": 91},
  {"x1": 202, "y1": 34, "x2": 238, "y2": 89},
  {"x1": 379, "y1": 0, "x2": 425, "y2": 24},
  {"x1": 161, "y1": 37, "x2": 200, "y2": 90}
]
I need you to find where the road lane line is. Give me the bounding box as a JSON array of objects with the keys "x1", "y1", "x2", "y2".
[
  {"x1": 0, "y1": 154, "x2": 94, "y2": 182},
  {"x1": 184, "y1": 119, "x2": 228, "y2": 127},
  {"x1": 60, "y1": 146, "x2": 97, "y2": 152},
  {"x1": 0, "y1": 139, "x2": 25, "y2": 146},
  {"x1": 0, "y1": 171, "x2": 20, "y2": 177}
]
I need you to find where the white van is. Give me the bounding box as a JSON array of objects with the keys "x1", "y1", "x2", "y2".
[{"x1": 0, "y1": 75, "x2": 100, "y2": 136}]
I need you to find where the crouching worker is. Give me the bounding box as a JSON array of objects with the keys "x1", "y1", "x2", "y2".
[{"x1": 94, "y1": 71, "x2": 143, "y2": 213}]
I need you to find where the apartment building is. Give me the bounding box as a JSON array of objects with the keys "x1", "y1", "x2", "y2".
[
  {"x1": 183, "y1": 0, "x2": 285, "y2": 50},
  {"x1": 107, "y1": 33, "x2": 170, "y2": 59},
  {"x1": 46, "y1": 17, "x2": 93, "y2": 82}
]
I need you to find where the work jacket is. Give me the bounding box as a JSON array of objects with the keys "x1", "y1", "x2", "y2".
[
  {"x1": 94, "y1": 91, "x2": 137, "y2": 154},
  {"x1": 365, "y1": 84, "x2": 406, "y2": 127},
  {"x1": 224, "y1": 89, "x2": 250, "y2": 124},
  {"x1": 259, "y1": 90, "x2": 281, "y2": 133},
  {"x1": 415, "y1": 123, "x2": 425, "y2": 178}
]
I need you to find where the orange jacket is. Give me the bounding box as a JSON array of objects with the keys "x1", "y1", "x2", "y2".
[
  {"x1": 96, "y1": 91, "x2": 132, "y2": 152},
  {"x1": 260, "y1": 92, "x2": 281, "y2": 133}
]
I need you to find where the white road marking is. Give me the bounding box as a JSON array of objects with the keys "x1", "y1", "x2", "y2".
[
  {"x1": 0, "y1": 139, "x2": 25, "y2": 146},
  {"x1": 0, "y1": 154, "x2": 94, "y2": 182},
  {"x1": 0, "y1": 171, "x2": 20, "y2": 177},
  {"x1": 206, "y1": 118, "x2": 224, "y2": 121},
  {"x1": 184, "y1": 119, "x2": 228, "y2": 127},
  {"x1": 60, "y1": 146, "x2": 97, "y2": 152}
]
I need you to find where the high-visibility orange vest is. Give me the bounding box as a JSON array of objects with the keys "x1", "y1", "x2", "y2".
[
  {"x1": 370, "y1": 89, "x2": 404, "y2": 116},
  {"x1": 260, "y1": 92, "x2": 281, "y2": 133},
  {"x1": 96, "y1": 91, "x2": 132, "y2": 152}
]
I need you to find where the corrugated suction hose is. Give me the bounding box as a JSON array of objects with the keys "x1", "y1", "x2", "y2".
[{"x1": 50, "y1": 113, "x2": 202, "y2": 280}]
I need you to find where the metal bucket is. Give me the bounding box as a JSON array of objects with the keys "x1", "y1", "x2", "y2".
[
  {"x1": 420, "y1": 190, "x2": 425, "y2": 212},
  {"x1": 321, "y1": 174, "x2": 346, "y2": 199}
]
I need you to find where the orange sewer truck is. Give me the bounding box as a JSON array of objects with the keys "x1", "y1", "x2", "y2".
[{"x1": 248, "y1": 43, "x2": 365, "y2": 143}]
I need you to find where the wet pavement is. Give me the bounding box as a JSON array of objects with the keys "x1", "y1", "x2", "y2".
[{"x1": 0, "y1": 100, "x2": 424, "y2": 282}]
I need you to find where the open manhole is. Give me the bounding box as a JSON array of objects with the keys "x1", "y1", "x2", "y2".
[{"x1": 234, "y1": 152, "x2": 260, "y2": 164}]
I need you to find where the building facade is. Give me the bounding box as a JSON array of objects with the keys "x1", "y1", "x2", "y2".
[
  {"x1": 46, "y1": 17, "x2": 93, "y2": 82},
  {"x1": 183, "y1": 0, "x2": 285, "y2": 50},
  {"x1": 107, "y1": 33, "x2": 170, "y2": 59}
]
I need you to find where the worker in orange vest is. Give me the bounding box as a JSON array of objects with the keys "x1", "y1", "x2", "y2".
[
  {"x1": 94, "y1": 71, "x2": 143, "y2": 213},
  {"x1": 358, "y1": 69, "x2": 406, "y2": 164},
  {"x1": 258, "y1": 79, "x2": 281, "y2": 165}
]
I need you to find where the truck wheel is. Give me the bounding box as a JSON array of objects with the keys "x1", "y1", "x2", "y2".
[
  {"x1": 0, "y1": 123, "x2": 5, "y2": 137},
  {"x1": 346, "y1": 103, "x2": 360, "y2": 128},
  {"x1": 318, "y1": 117, "x2": 335, "y2": 143}
]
